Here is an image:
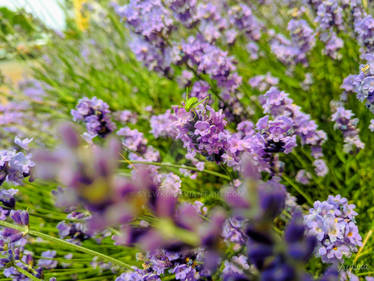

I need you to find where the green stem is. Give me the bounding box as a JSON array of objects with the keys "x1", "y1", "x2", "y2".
[
  {"x1": 353, "y1": 229, "x2": 373, "y2": 265},
  {"x1": 123, "y1": 160, "x2": 231, "y2": 180},
  {"x1": 282, "y1": 175, "x2": 314, "y2": 205},
  {"x1": 14, "y1": 266, "x2": 42, "y2": 281},
  {"x1": 0, "y1": 220, "x2": 131, "y2": 269}
]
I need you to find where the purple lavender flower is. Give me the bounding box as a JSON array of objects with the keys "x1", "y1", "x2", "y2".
[
  {"x1": 71, "y1": 97, "x2": 115, "y2": 139},
  {"x1": 114, "y1": 0, "x2": 173, "y2": 47},
  {"x1": 115, "y1": 110, "x2": 138, "y2": 125},
  {"x1": 248, "y1": 73, "x2": 279, "y2": 92},
  {"x1": 296, "y1": 170, "x2": 311, "y2": 185},
  {"x1": 288, "y1": 19, "x2": 315, "y2": 64},
  {"x1": 0, "y1": 188, "x2": 18, "y2": 208},
  {"x1": 331, "y1": 106, "x2": 364, "y2": 152},
  {"x1": 10, "y1": 210, "x2": 29, "y2": 226},
  {"x1": 165, "y1": 0, "x2": 198, "y2": 27},
  {"x1": 315, "y1": 0, "x2": 344, "y2": 31},
  {"x1": 304, "y1": 195, "x2": 362, "y2": 263},
  {"x1": 0, "y1": 147, "x2": 35, "y2": 186},
  {"x1": 14, "y1": 137, "x2": 32, "y2": 150},
  {"x1": 196, "y1": 2, "x2": 228, "y2": 43},
  {"x1": 313, "y1": 159, "x2": 328, "y2": 177},
  {"x1": 246, "y1": 42, "x2": 260, "y2": 60},
  {"x1": 228, "y1": 4, "x2": 262, "y2": 41},
  {"x1": 173, "y1": 35, "x2": 241, "y2": 95},
  {"x1": 57, "y1": 211, "x2": 90, "y2": 244},
  {"x1": 260, "y1": 87, "x2": 327, "y2": 161},
  {"x1": 158, "y1": 173, "x2": 181, "y2": 196},
  {"x1": 37, "y1": 250, "x2": 58, "y2": 269},
  {"x1": 355, "y1": 15, "x2": 374, "y2": 55},
  {"x1": 117, "y1": 127, "x2": 147, "y2": 153},
  {"x1": 18, "y1": 79, "x2": 47, "y2": 102},
  {"x1": 270, "y1": 33, "x2": 300, "y2": 66},
  {"x1": 343, "y1": 57, "x2": 374, "y2": 112},
  {"x1": 369, "y1": 119, "x2": 374, "y2": 131},
  {"x1": 188, "y1": 81, "x2": 211, "y2": 102},
  {"x1": 129, "y1": 37, "x2": 172, "y2": 75},
  {"x1": 320, "y1": 31, "x2": 343, "y2": 59}
]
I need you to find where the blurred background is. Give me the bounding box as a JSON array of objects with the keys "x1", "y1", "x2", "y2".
[{"x1": 0, "y1": 0, "x2": 76, "y2": 91}]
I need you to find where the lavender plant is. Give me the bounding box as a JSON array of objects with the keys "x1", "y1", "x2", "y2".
[{"x1": 1, "y1": 0, "x2": 374, "y2": 280}]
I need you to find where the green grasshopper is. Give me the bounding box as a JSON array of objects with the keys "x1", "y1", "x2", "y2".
[{"x1": 181, "y1": 89, "x2": 209, "y2": 118}]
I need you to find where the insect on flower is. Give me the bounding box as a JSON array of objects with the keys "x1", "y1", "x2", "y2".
[
  {"x1": 178, "y1": 87, "x2": 209, "y2": 117},
  {"x1": 361, "y1": 64, "x2": 370, "y2": 74}
]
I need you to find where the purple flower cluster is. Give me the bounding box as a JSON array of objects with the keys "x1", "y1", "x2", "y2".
[
  {"x1": 288, "y1": 19, "x2": 316, "y2": 64},
  {"x1": 260, "y1": 87, "x2": 328, "y2": 176},
  {"x1": 252, "y1": 115, "x2": 297, "y2": 174},
  {"x1": 0, "y1": 101, "x2": 29, "y2": 127},
  {"x1": 304, "y1": 195, "x2": 362, "y2": 263},
  {"x1": 315, "y1": 0, "x2": 343, "y2": 31},
  {"x1": 223, "y1": 161, "x2": 319, "y2": 281},
  {"x1": 195, "y1": 2, "x2": 229, "y2": 43},
  {"x1": 0, "y1": 196, "x2": 57, "y2": 280},
  {"x1": 269, "y1": 18, "x2": 315, "y2": 66},
  {"x1": 173, "y1": 105, "x2": 228, "y2": 162},
  {"x1": 71, "y1": 96, "x2": 116, "y2": 139},
  {"x1": 320, "y1": 31, "x2": 343, "y2": 59},
  {"x1": 129, "y1": 38, "x2": 172, "y2": 75},
  {"x1": 57, "y1": 211, "x2": 90, "y2": 244},
  {"x1": 18, "y1": 78, "x2": 47, "y2": 102},
  {"x1": 113, "y1": 0, "x2": 174, "y2": 75},
  {"x1": 151, "y1": 87, "x2": 326, "y2": 176},
  {"x1": 0, "y1": 138, "x2": 35, "y2": 186},
  {"x1": 342, "y1": 58, "x2": 374, "y2": 113},
  {"x1": 306, "y1": 0, "x2": 347, "y2": 59},
  {"x1": 113, "y1": 0, "x2": 173, "y2": 48},
  {"x1": 270, "y1": 32, "x2": 300, "y2": 66},
  {"x1": 173, "y1": 36, "x2": 241, "y2": 95},
  {"x1": 117, "y1": 126, "x2": 160, "y2": 164},
  {"x1": 228, "y1": 4, "x2": 262, "y2": 42},
  {"x1": 355, "y1": 15, "x2": 374, "y2": 56},
  {"x1": 116, "y1": 248, "x2": 207, "y2": 281},
  {"x1": 331, "y1": 105, "x2": 364, "y2": 152},
  {"x1": 248, "y1": 72, "x2": 279, "y2": 92},
  {"x1": 115, "y1": 110, "x2": 138, "y2": 125},
  {"x1": 187, "y1": 81, "x2": 211, "y2": 102},
  {"x1": 165, "y1": 0, "x2": 198, "y2": 28},
  {"x1": 35, "y1": 124, "x2": 224, "y2": 254}
]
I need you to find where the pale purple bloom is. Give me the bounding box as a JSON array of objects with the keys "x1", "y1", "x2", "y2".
[
  {"x1": 228, "y1": 4, "x2": 262, "y2": 41},
  {"x1": 165, "y1": 0, "x2": 198, "y2": 27},
  {"x1": 0, "y1": 149, "x2": 35, "y2": 186},
  {"x1": 249, "y1": 73, "x2": 279, "y2": 92},
  {"x1": 321, "y1": 31, "x2": 343, "y2": 59},
  {"x1": 331, "y1": 106, "x2": 364, "y2": 152},
  {"x1": 37, "y1": 250, "x2": 58, "y2": 269},
  {"x1": 316, "y1": 0, "x2": 344, "y2": 31},
  {"x1": 71, "y1": 97, "x2": 115, "y2": 138},
  {"x1": 14, "y1": 137, "x2": 33, "y2": 150},
  {"x1": 296, "y1": 170, "x2": 311, "y2": 185},
  {"x1": 114, "y1": 0, "x2": 173, "y2": 47},
  {"x1": 158, "y1": 173, "x2": 182, "y2": 196},
  {"x1": 117, "y1": 127, "x2": 147, "y2": 153},
  {"x1": 355, "y1": 15, "x2": 374, "y2": 55},
  {"x1": 369, "y1": 119, "x2": 374, "y2": 131},
  {"x1": 246, "y1": 42, "x2": 259, "y2": 60},
  {"x1": 304, "y1": 195, "x2": 362, "y2": 263},
  {"x1": 313, "y1": 159, "x2": 328, "y2": 177}
]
